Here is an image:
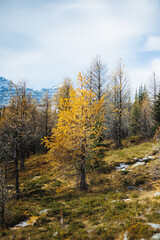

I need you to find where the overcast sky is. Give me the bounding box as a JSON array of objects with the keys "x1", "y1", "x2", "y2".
[{"x1": 1, "y1": 0, "x2": 160, "y2": 94}]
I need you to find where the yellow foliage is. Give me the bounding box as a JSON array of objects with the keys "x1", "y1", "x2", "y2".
[
  {"x1": 43, "y1": 72, "x2": 105, "y2": 163},
  {"x1": 27, "y1": 216, "x2": 38, "y2": 224},
  {"x1": 56, "y1": 188, "x2": 63, "y2": 194},
  {"x1": 154, "y1": 126, "x2": 160, "y2": 141}
]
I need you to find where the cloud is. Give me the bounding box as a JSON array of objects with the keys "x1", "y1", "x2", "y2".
[
  {"x1": 130, "y1": 68, "x2": 150, "y2": 89},
  {"x1": 0, "y1": 0, "x2": 160, "y2": 89},
  {"x1": 151, "y1": 58, "x2": 160, "y2": 74},
  {"x1": 144, "y1": 36, "x2": 160, "y2": 51},
  {"x1": 129, "y1": 58, "x2": 160, "y2": 97}
]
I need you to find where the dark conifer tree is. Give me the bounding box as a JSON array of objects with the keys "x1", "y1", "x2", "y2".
[{"x1": 154, "y1": 90, "x2": 160, "y2": 126}]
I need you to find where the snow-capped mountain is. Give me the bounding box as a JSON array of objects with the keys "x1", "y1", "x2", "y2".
[{"x1": 0, "y1": 77, "x2": 58, "y2": 107}]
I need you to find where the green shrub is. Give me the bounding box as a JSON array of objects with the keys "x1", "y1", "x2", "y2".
[
  {"x1": 135, "y1": 175, "x2": 146, "y2": 186},
  {"x1": 34, "y1": 216, "x2": 50, "y2": 226},
  {"x1": 23, "y1": 181, "x2": 42, "y2": 191},
  {"x1": 131, "y1": 194, "x2": 139, "y2": 198},
  {"x1": 120, "y1": 170, "x2": 129, "y2": 175},
  {"x1": 146, "y1": 212, "x2": 160, "y2": 222},
  {"x1": 114, "y1": 201, "x2": 127, "y2": 211},
  {"x1": 95, "y1": 226, "x2": 117, "y2": 240},
  {"x1": 50, "y1": 179, "x2": 62, "y2": 187},
  {"x1": 69, "y1": 220, "x2": 85, "y2": 231},
  {"x1": 78, "y1": 206, "x2": 94, "y2": 216},
  {"x1": 47, "y1": 202, "x2": 61, "y2": 216},
  {"x1": 128, "y1": 223, "x2": 155, "y2": 240}
]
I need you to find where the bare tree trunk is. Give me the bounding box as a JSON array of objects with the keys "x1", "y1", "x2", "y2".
[
  {"x1": 0, "y1": 167, "x2": 5, "y2": 226},
  {"x1": 79, "y1": 155, "x2": 87, "y2": 190},
  {"x1": 14, "y1": 150, "x2": 20, "y2": 199},
  {"x1": 45, "y1": 107, "x2": 48, "y2": 154},
  {"x1": 20, "y1": 144, "x2": 25, "y2": 170},
  {"x1": 116, "y1": 126, "x2": 122, "y2": 148},
  {"x1": 116, "y1": 113, "x2": 122, "y2": 148},
  {"x1": 4, "y1": 160, "x2": 8, "y2": 183},
  {"x1": 117, "y1": 65, "x2": 122, "y2": 148}
]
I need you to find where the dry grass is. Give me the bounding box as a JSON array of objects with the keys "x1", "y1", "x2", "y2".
[{"x1": 1, "y1": 140, "x2": 160, "y2": 240}]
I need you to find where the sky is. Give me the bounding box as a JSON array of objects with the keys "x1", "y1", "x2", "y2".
[{"x1": 1, "y1": 0, "x2": 160, "y2": 95}]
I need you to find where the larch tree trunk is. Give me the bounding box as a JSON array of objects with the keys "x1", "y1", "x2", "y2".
[
  {"x1": 14, "y1": 149, "x2": 20, "y2": 199},
  {"x1": 79, "y1": 157, "x2": 87, "y2": 190},
  {"x1": 0, "y1": 167, "x2": 5, "y2": 226}
]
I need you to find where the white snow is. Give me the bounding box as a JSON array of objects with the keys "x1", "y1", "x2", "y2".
[
  {"x1": 131, "y1": 162, "x2": 145, "y2": 168},
  {"x1": 145, "y1": 223, "x2": 160, "y2": 230},
  {"x1": 116, "y1": 163, "x2": 130, "y2": 171}
]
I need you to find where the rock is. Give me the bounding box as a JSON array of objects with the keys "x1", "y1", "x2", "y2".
[
  {"x1": 139, "y1": 159, "x2": 143, "y2": 162},
  {"x1": 6, "y1": 184, "x2": 15, "y2": 189},
  {"x1": 60, "y1": 217, "x2": 64, "y2": 225},
  {"x1": 128, "y1": 186, "x2": 136, "y2": 190},
  {"x1": 32, "y1": 176, "x2": 40, "y2": 181},
  {"x1": 123, "y1": 198, "x2": 132, "y2": 202},
  {"x1": 151, "y1": 233, "x2": 160, "y2": 240},
  {"x1": 142, "y1": 157, "x2": 149, "y2": 161},
  {"x1": 53, "y1": 232, "x2": 58, "y2": 237},
  {"x1": 39, "y1": 209, "x2": 50, "y2": 215},
  {"x1": 154, "y1": 192, "x2": 160, "y2": 197},
  {"x1": 116, "y1": 163, "x2": 130, "y2": 171},
  {"x1": 145, "y1": 223, "x2": 160, "y2": 230},
  {"x1": 87, "y1": 229, "x2": 94, "y2": 233},
  {"x1": 14, "y1": 220, "x2": 30, "y2": 228},
  {"x1": 124, "y1": 231, "x2": 128, "y2": 240},
  {"x1": 131, "y1": 162, "x2": 145, "y2": 168},
  {"x1": 140, "y1": 155, "x2": 153, "y2": 162},
  {"x1": 11, "y1": 216, "x2": 38, "y2": 230}
]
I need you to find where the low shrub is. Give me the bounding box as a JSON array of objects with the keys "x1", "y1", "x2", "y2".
[
  {"x1": 128, "y1": 222, "x2": 155, "y2": 240},
  {"x1": 135, "y1": 175, "x2": 146, "y2": 186}
]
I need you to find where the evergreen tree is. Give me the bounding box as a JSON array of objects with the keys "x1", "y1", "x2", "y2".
[
  {"x1": 140, "y1": 91, "x2": 153, "y2": 139},
  {"x1": 149, "y1": 71, "x2": 158, "y2": 105},
  {"x1": 130, "y1": 92, "x2": 141, "y2": 135},
  {"x1": 138, "y1": 84, "x2": 147, "y2": 104},
  {"x1": 154, "y1": 90, "x2": 160, "y2": 126}
]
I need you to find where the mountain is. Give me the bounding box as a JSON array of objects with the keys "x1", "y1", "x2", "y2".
[{"x1": 0, "y1": 77, "x2": 58, "y2": 107}]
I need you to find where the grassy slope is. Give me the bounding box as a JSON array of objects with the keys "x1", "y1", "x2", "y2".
[{"x1": 1, "y1": 141, "x2": 160, "y2": 240}]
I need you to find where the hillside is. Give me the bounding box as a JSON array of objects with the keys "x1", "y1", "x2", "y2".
[
  {"x1": 0, "y1": 77, "x2": 58, "y2": 107},
  {"x1": 1, "y1": 141, "x2": 160, "y2": 240}
]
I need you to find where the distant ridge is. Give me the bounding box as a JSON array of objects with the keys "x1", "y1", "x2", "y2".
[{"x1": 0, "y1": 77, "x2": 58, "y2": 107}]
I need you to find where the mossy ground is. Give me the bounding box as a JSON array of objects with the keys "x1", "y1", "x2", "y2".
[{"x1": 0, "y1": 140, "x2": 160, "y2": 239}]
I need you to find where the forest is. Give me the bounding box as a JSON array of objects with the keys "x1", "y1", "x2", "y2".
[{"x1": 0, "y1": 58, "x2": 160, "y2": 240}]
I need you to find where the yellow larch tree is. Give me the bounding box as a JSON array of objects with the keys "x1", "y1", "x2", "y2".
[{"x1": 43, "y1": 73, "x2": 105, "y2": 190}]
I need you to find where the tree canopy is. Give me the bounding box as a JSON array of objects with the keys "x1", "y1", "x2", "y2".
[{"x1": 43, "y1": 73, "x2": 105, "y2": 189}]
